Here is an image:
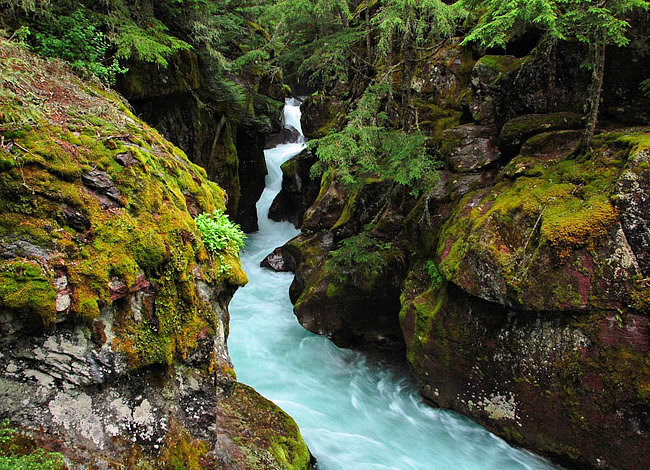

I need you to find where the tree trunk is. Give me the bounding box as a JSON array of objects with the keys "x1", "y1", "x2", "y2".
[
  {"x1": 365, "y1": 0, "x2": 372, "y2": 66},
  {"x1": 581, "y1": 43, "x2": 606, "y2": 153},
  {"x1": 401, "y1": 31, "x2": 414, "y2": 128}
]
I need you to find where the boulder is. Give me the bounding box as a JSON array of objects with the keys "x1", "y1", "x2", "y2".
[
  {"x1": 265, "y1": 125, "x2": 301, "y2": 148},
  {"x1": 269, "y1": 149, "x2": 320, "y2": 227},
  {"x1": 442, "y1": 124, "x2": 502, "y2": 172},
  {"x1": 400, "y1": 280, "x2": 649, "y2": 470},
  {"x1": 499, "y1": 112, "x2": 584, "y2": 157},
  {"x1": 0, "y1": 41, "x2": 311, "y2": 470}
]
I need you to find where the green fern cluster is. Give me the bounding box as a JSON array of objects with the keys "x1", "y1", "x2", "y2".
[
  {"x1": 195, "y1": 210, "x2": 246, "y2": 255},
  {"x1": 32, "y1": 10, "x2": 127, "y2": 84},
  {"x1": 311, "y1": 82, "x2": 441, "y2": 195},
  {"x1": 327, "y1": 226, "x2": 394, "y2": 281}
]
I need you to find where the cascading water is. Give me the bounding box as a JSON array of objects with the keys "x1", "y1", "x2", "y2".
[{"x1": 229, "y1": 99, "x2": 557, "y2": 470}]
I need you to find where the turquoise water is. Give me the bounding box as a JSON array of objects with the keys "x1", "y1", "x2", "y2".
[{"x1": 228, "y1": 101, "x2": 557, "y2": 470}]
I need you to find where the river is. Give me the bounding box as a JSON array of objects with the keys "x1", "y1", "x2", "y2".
[{"x1": 228, "y1": 99, "x2": 557, "y2": 470}]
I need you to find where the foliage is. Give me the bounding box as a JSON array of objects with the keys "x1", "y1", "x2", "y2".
[
  {"x1": 461, "y1": 0, "x2": 649, "y2": 51},
  {"x1": 195, "y1": 210, "x2": 246, "y2": 255},
  {"x1": 0, "y1": 52, "x2": 45, "y2": 131},
  {"x1": 311, "y1": 81, "x2": 440, "y2": 194},
  {"x1": 426, "y1": 260, "x2": 443, "y2": 288},
  {"x1": 327, "y1": 225, "x2": 394, "y2": 280},
  {"x1": 261, "y1": 0, "x2": 354, "y2": 83},
  {"x1": 374, "y1": 0, "x2": 460, "y2": 57},
  {"x1": 296, "y1": 27, "x2": 366, "y2": 85},
  {"x1": 0, "y1": 421, "x2": 66, "y2": 470},
  {"x1": 461, "y1": 0, "x2": 650, "y2": 149},
  {"x1": 32, "y1": 9, "x2": 127, "y2": 84}
]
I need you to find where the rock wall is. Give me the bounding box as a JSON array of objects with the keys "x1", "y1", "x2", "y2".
[
  {"x1": 0, "y1": 40, "x2": 311, "y2": 469},
  {"x1": 270, "y1": 38, "x2": 650, "y2": 469},
  {"x1": 117, "y1": 47, "x2": 278, "y2": 233}
]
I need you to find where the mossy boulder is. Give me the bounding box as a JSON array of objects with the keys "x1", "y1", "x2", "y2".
[
  {"x1": 436, "y1": 131, "x2": 646, "y2": 313},
  {"x1": 499, "y1": 112, "x2": 584, "y2": 157},
  {"x1": 269, "y1": 148, "x2": 320, "y2": 227},
  {"x1": 400, "y1": 279, "x2": 649, "y2": 470},
  {"x1": 0, "y1": 40, "x2": 311, "y2": 469},
  {"x1": 469, "y1": 55, "x2": 524, "y2": 125},
  {"x1": 441, "y1": 124, "x2": 502, "y2": 172},
  {"x1": 300, "y1": 93, "x2": 345, "y2": 140},
  {"x1": 280, "y1": 175, "x2": 413, "y2": 352},
  {"x1": 398, "y1": 129, "x2": 650, "y2": 468}
]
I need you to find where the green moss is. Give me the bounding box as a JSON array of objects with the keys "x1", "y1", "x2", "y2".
[
  {"x1": 218, "y1": 383, "x2": 312, "y2": 470},
  {"x1": 541, "y1": 196, "x2": 618, "y2": 248},
  {"x1": 0, "y1": 260, "x2": 57, "y2": 327},
  {"x1": 499, "y1": 113, "x2": 584, "y2": 147},
  {"x1": 439, "y1": 144, "x2": 624, "y2": 278},
  {"x1": 0, "y1": 420, "x2": 65, "y2": 470},
  {"x1": 77, "y1": 296, "x2": 100, "y2": 321},
  {"x1": 159, "y1": 424, "x2": 209, "y2": 470},
  {"x1": 405, "y1": 283, "x2": 447, "y2": 367},
  {"x1": 476, "y1": 55, "x2": 523, "y2": 78},
  {"x1": 0, "y1": 38, "x2": 244, "y2": 369}
]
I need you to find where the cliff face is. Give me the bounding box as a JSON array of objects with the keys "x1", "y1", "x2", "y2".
[
  {"x1": 109, "y1": 0, "x2": 289, "y2": 234},
  {"x1": 270, "y1": 39, "x2": 650, "y2": 469},
  {"x1": 0, "y1": 40, "x2": 311, "y2": 469},
  {"x1": 117, "y1": 47, "x2": 281, "y2": 234}
]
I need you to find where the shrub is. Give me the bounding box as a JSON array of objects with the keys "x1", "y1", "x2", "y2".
[
  {"x1": 426, "y1": 260, "x2": 443, "y2": 288},
  {"x1": 32, "y1": 9, "x2": 127, "y2": 84},
  {"x1": 327, "y1": 226, "x2": 394, "y2": 282}
]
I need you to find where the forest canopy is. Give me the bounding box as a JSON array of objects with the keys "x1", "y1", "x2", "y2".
[{"x1": 2, "y1": 0, "x2": 649, "y2": 190}]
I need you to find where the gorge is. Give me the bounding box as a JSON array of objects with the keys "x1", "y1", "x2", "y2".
[
  {"x1": 0, "y1": 1, "x2": 649, "y2": 469},
  {"x1": 230, "y1": 99, "x2": 558, "y2": 469}
]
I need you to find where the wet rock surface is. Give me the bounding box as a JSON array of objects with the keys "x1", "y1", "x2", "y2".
[
  {"x1": 0, "y1": 42, "x2": 311, "y2": 470},
  {"x1": 269, "y1": 149, "x2": 320, "y2": 227},
  {"x1": 442, "y1": 124, "x2": 501, "y2": 172},
  {"x1": 277, "y1": 38, "x2": 650, "y2": 468}
]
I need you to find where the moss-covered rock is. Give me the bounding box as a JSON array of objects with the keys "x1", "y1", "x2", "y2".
[
  {"x1": 0, "y1": 39, "x2": 311, "y2": 470},
  {"x1": 400, "y1": 280, "x2": 650, "y2": 470},
  {"x1": 441, "y1": 124, "x2": 502, "y2": 172},
  {"x1": 499, "y1": 112, "x2": 584, "y2": 157},
  {"x1": 300, "y1": 93, "x2": 345, "y2": 140},
  {"x1": 436, "y1": 131, "x2": 645, "y2": 313}
]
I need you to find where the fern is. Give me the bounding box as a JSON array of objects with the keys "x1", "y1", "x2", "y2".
[{"x1": 327, "y1": 226, "x2": 395, "y2": 282}]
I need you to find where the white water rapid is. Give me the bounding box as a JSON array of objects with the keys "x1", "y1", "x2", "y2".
[{"x1": 228, "y1": 99, "x2": 557, "y2": 470}]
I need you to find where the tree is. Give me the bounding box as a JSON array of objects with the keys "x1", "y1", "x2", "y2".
[
  {"x1": 373, "y1": 0, "x2": 460, "y2": 126},
  {"x1": 311, "y1": 81, "x2": 441, "y2": 195},
  {"x1": 261, "y1": 0, "x2": 355, "y2": 85},
  {"x1": 461, "y1": 0, "x2": 650, "y2": 152}
]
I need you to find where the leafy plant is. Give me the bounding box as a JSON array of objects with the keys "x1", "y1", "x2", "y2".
[
  {"x1": 426, "y1": 260, "x2": 443, "y2": 288},
  {"x1": 32, "y1": 9, "x2": 127, "y2": 84},
  {"x1": 194, "y1": 210, "x2": 246, "y2": 255},
  {"x1": 327, "y1": 225, "x2": 395, "y2": 281},
  {"x1": 461, "y1": 0, "x2": 650, "y2": 152},
  {"x1": 311, "y1": 81, "x2": 441, "y2": 195}
]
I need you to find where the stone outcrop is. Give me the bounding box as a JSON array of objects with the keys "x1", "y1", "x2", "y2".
[
  {"x1": 269, "y1": 149, "x2": 320, "y2": 227},
  {"x1": 269, "y1": 35, "x2": 650, "y2": 469},
  {"x1": 115, "y1": 15, "x2": 286, "y2": 233},
  {"x1": 0, "y1": 40, "x2": 311, "y2": 469}
]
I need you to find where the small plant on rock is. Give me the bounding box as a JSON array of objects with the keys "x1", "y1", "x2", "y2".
[
  {"x1": 0, "y1": 420, "x2": 66, "y2": 470},
  {"x1": 194, "y1": 210, "x2": 245, "y2": 274}
]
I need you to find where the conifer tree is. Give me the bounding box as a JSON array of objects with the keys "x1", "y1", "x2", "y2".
[
  {"x1": 461, "y1": 0, "x2": 650, "y2": 152},
  {"x1": 374, "y1": 0, "x2": 460, "y2": 126}
]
